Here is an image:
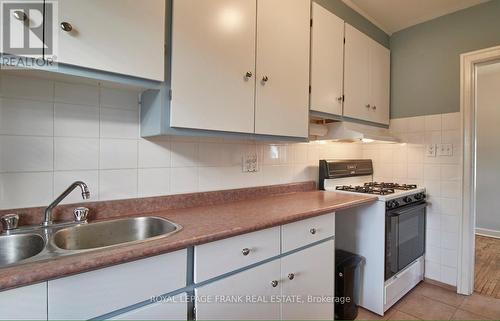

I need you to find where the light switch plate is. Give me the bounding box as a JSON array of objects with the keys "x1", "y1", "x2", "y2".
[
  {"x1": 426, "y1": 144, "x2": 437, "y2": 157},
  {"x1": 438, "y1": 144, "x2": 453, "y2": 156},
  {"x1": 242, "y1": 152, "x2": 258, "y2": 172}
]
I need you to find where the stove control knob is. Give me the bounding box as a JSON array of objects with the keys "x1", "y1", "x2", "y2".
[
  {"x1": 387, "y1": 200, "x2": 399, "y2": 209},
  {"x1": 403, "y1": 196, "x2": 412, "y2": 203},
  {"x1": 414, "y1": 193, "x2": 425, "y2": 200}
]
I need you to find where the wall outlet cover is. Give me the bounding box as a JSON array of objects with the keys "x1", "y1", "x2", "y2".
[
  {"x1": 426, "y1": 144, "x2": 437, "y2": 157},
  {"x1": 242, "y1": 152, "x2": 258, "y2": 172},
  {"x1": 438, "y1": 144, "x2": 453, "y2": 156}
]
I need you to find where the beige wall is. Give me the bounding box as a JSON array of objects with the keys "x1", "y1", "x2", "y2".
[{"x1": 476, "y1": 62, "x2": 500, "y2": 236}]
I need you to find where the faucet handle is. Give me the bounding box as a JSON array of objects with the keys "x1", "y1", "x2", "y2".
[
  {"x1": 1, "y1": 213, "x2": 19, "y2": 231},
  {"x1": 73, "y1": 207, "x2": 89, "y2": 223}
]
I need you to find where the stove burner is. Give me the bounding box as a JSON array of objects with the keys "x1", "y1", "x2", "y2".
[
  {"x1": 335, "y1": 185, "x2": 395, "y2": 195},
  {"x1": 364, "y1": 182, "x2": 417, "y2": 190}
]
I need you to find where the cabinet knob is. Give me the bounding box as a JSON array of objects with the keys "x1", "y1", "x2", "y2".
[
  {"x1": 365, "y1": 104, "x2": 371, "y2": 108},
  {"x1": 244, "y1": 71, "x2": 253, "y2": 79},
  {"x1": 337, "y1": 96, "x2": 343, "y2": 103},
  {"x1": 241, "y1": 248, "x2": 250, "y2": 256},
  {"x1": 60, "y1": 22, "x2": 73, "y2": 32},
  {"x1": 310, "y1": 228, "x2": 317, "y2": 235},
  {"x1": 372, "y1": 105, "x2": 377, "y2": 110},
  {"x1": 288, "y1": 273, "x2": 295, "y2": 280},
  {"x1": 270, "y1": 280, "x2": 279, "y2": 287},
  {"x1": 12, "y1": 10, "x2": 27, "y2": 21},
  {"x1": 261, "y1": 76, "x2": 269, "y2": 83}
]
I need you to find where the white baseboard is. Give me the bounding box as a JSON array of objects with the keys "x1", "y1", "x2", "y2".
[{"x1": 475, "y1": 228, "x2": 500, "y2": 239}]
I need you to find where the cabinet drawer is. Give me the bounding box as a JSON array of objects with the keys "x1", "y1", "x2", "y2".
[
  {"x1": 111, "y1": 293, "x2": 187, "y2": 320},
  {"x1": 194, "y1": 227, "x2": 280, "y2": 283},
  {"x1": 282, "y1": 213, "x2": 335, "y2": 253},
  {"x1": 48, "y1": 249, "x2": 187, "y2": 320},
  {"x1": 384, "y1": 257, "x2": 424, "y2": 310},
  {"x1": 0, "y1": 283, "x2": 47, "y2": 320}
]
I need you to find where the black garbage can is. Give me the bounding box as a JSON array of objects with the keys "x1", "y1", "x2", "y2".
[{"x1": 335, "y1": 249, "x2": 365, "y2": 320}]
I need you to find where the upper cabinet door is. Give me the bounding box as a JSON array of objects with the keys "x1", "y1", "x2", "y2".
[
  {"x1": 170, "y1": 0, "x2": 256, "y2": 134},
  {"x1": 343, "y1": 24, "x2": 371, "y2": 122},
  {"x1": 310, "y1": 2, "x2": 344, "y2": 116},
  {"x1": 370, "y1": 41, "x2": 390, "y2": 125},
  {"x1": 254, "y1": 0, "x2": 311, "y2": 138},
  {"x1": 57, "y1": 0, "x2": 165, "y2": 81}
]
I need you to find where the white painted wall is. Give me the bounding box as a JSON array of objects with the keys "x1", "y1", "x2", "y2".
[
  {"x1": 0, "y1": 74, "x2": 363, "y2": 210},
  {"x1": 476, "y1": 62, "x2": 500, "y2": 237},
  {"x1": 365, "y1": 112, "x2": 462, "y2": 286}
]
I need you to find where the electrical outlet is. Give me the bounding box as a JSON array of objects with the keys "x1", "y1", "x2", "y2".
[
  {"x1": 426, "y1": 144, "x2": 437, "y2": 157},
  {"x1": 438, "y1": 144, "x2": 453, "y2": 156},
  {"x1": 242, "y1": 152, "x2": 258, "y2": 172}
]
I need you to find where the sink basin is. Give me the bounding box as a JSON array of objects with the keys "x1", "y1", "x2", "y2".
[
  {"x1": 52, "y1": 216, "x2": 181, "y2": 250},
  {"x1": 0, "y1": 234, "x2": 45, "y2": 266}
]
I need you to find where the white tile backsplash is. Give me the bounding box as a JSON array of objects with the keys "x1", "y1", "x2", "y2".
[
  {"x1": 0, "y1": 136, "x2": 53, "y2": 172},
  {"x1": 54, "y1": 82, "x2": 99, "y2": 106},
  {"x1": 0, "y1": 98, "x2": 53, "y2": 136},
  {"x1": 138, "y1": 168, "x2": 170, "y2": 197},
  {"x1": 55, "y1": 137, "x2": 99, "y2": 171},
  {"x1": 0, "y1": 75, "x2": 53, "y2": 101},
  {"x1": 100, "y1": 107, "x2": 139, "y2": 139},
  {"x1": 99, "y1": 169, "x2": 138, "y2": 200},
  {"x1": 99, "y1": 139, "x2": 138, "y2": 169},
  {"x1": 54, "y1": 103, "x2": 100, "y2": 138},
  {"x1": 369, "y1": 112, "x2": 463, "y2": 286},
  {"x1": 54, "y1": 170, "x2": 99, "y2": 204}
]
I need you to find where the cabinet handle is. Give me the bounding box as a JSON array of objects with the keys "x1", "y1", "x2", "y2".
[
  {"x1": 365, "y1": 104, "x2": 371, "y2": 108},
  {"x1": 372, "y1": 105, "x2": 377, "y2": 110},
  {"x1": 310, "y1": 228, "x2": 317, "y2": 235},
  {"x1": 60, "y1": 22, "x2": 73, "y2": 32},
  {"x1": 261, "y1": 76, "x2": 269, "y2": 83},
  {"x1": 241, "y1": 248, "x2": 250, "y2": 256},
  {"x1": 13, "y1": 10, "x2": 27, "y2": 21},
  {"x1": 270, "y1": 280, "x2": 279, "y2": 287},
  {"x1": 244, "y1": 71, "x2": 253, "y2": 79},
  {"x1": 288, "y1": 273, "x2": 295, "y2": 280}
]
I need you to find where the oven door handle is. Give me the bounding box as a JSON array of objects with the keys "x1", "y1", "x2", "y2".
[{"x1": 389, "y1": 202, "x2": 427, "y2": 217}]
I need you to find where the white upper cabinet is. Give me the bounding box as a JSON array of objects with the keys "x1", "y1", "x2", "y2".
[
  {"x1": 344, "y1": 24, "x2": 390, "y2": 125},
  {"x1": 310, "y1": 2, "x2": 344, "y2": 116},
  {"x1": 57, "y1": 0, "x2": 165, "y2": 81},
  {"x1": 344, "y1": 24, "x2": 371, "y2": 122},
  {"x1": 170, "y1": 0, "x2": 257, "y2": 133},
  {"x1": 254, "y1": 0, "x2": 311, "y2": 138},
  {"x1": 170, "y1": 0, "x2": 310, "y2": 138},
  {"x1": 369, "y1": 41, "x2": 390, "y2": 125}
]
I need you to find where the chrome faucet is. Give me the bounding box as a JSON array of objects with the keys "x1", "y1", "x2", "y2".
[{"x1": 43, "y1": 181, "x2": 90, "y2": 226}]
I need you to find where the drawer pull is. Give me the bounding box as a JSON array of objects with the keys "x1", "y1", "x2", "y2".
[
  {"x1": 270, "y1": 280, "x2": 279, "y2": 287},
  {"x1": 60, "y1": 22, "x2": 73, "y2": 32},
  {"x1": 241, "y1": 248, "x2": 250, "y2": 256},
  {"x1": 288, "y1": 273, "x2": 295, "y2": 280},
  {"x1": 310, "y1": 228, "x2": 317, "y2": 235}
]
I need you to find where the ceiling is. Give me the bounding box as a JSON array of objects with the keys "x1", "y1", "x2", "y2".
[{"x1": 342, "y1": 0, "x2": 490, "y2": 35}]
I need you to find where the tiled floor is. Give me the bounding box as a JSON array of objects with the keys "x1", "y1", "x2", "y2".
[{"x1": 356, "y1": 281, "x2": 500, "y2": 320}]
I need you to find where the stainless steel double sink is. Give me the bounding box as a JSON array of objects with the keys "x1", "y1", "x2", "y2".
[{"x1": 0, "y1": 216, "x2": 182, "y2": 268}]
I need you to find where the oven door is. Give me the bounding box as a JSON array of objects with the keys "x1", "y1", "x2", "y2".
[{"x1": 385, "y1": 202, "x2": 426, "y2": 280}]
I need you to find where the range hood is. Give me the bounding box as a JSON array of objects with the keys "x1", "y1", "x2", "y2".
[{"x1": 311, "y1": 121, "x2": 399, "y2": 143}]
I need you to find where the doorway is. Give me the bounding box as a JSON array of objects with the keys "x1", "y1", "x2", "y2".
[
  {"x1": 473, "y1": 61, "x2": 500, "y2": 299},
  {"x1": 460, "y1": 45, "x2": 500, "y2": 297}
]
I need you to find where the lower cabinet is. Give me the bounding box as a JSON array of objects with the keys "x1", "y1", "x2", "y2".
[
  {"x1": 111, "y1": 293, "x2": 187, "y2": 321},
  {"x1": 194, "y1": 239, "x2": 335, "y2": 320},
  {"x1": 281, "y1": 240, "x2": 335, "y2": 320},
  {"x1": 48, "y1": 249, "x2": 187, "y2": 320},
  {"x1": 0, "y1": 282, "x2": 47, "y2": 320},
  {"x1": 195, "y1": 260, "x2": 281, "y2": 320}
]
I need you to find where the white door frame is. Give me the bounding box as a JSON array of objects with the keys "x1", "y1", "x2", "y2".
[{"x1": 458, "y1": 45, "x2": 500, "y2": 295}]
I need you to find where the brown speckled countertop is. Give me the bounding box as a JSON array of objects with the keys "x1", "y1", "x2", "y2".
[{"x1": 0, "y1": 183, "x2": 375, "y2": 290}]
